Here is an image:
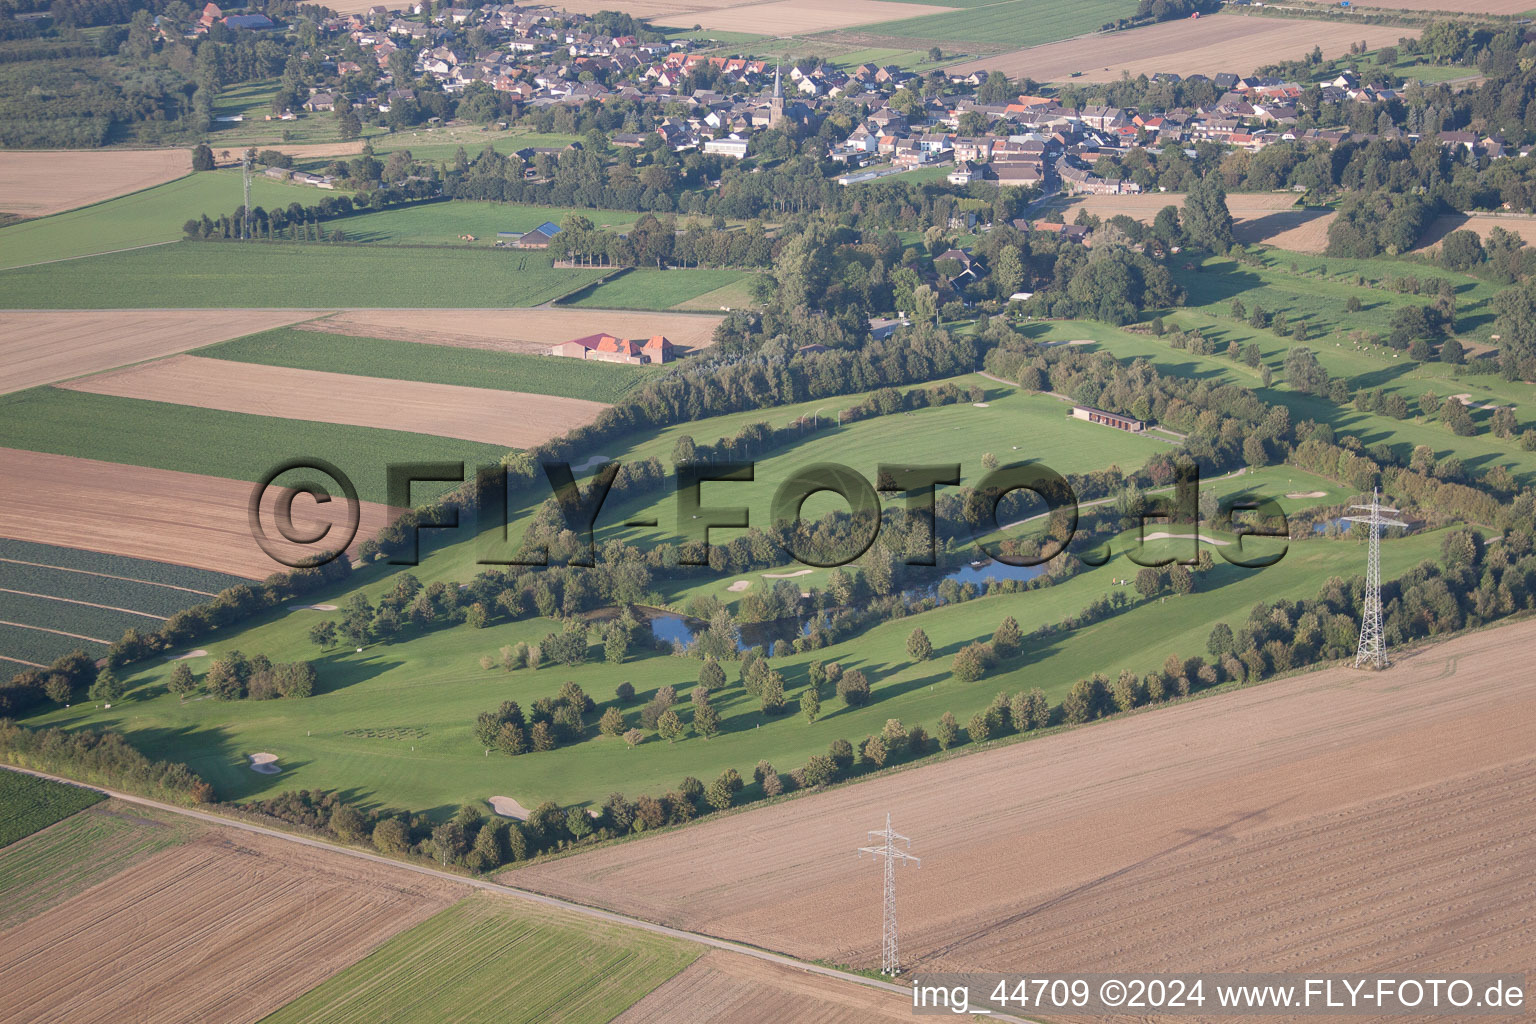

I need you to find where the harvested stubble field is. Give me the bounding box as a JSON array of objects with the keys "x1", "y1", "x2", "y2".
[
  {"x1": 59, "y1": 354, "x2": 610, "y2": 449},
  {"x1": 0, "y1": 448, "x2": 399, "y2": 580},
  {"x1": 952, "y1": 15, "x2": 1419, "y2": 82},
  {"x1": 515, "y1": 618, "x2": 1536, "y2": 1005},
  {"x1": 0, "y1": 150, "x2": 191, "y2": 219},
  {"x1": 652, "y1": 0, "x2": 953, "y2": 33},
  {"x1": 0, "y1": 310, "x2": 320, "y2": 395},
  {"x1": 308, "y1": 306, "x2": 725, "y2": 354},
  {"x1": 611, "y1": 951, "x2": 913, "y2": 1023},
  {"x1": 1415, "y1": 212, "x2": 1536, "y2": 251},
  {"x1": 1046, "y1": 192, "x2": 1334, "y2": 253},
  {"x1": 0, "y1": 828, "x2": 462, "y2": 1024}
]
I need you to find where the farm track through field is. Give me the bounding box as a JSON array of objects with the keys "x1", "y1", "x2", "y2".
[{"x1": 0, "y1": 620, "x2": 110, "y2": 644}]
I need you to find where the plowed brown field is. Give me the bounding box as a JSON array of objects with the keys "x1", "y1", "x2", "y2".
[
  {"x1": 0, "y1": 829, "x2": 461, "y2": 1024},
  {"x1": 0, "y1": 310, "x2": 321, "y2": 395},
  {"x1": 307, "y1": 306, "x2": 725, "y2": 354},
  {"x1": 612, "y1": 951, "x2": 914, "y2": 1023},
  {"x1": 0, "y1": 150, "x2": 192, "y2": 218},
  {"x1": 516, "y1": 618, "x2": 1536, "y2": 1011},
  {"x1": 0, "y1": 448, "x2": 399, "y2": 579},
  {"x1": 58, "y1": 354, "x2": 609, "y2": 448},
  {"x1": 953, "y1": 15, "x2": 1419, "y2": 82}
]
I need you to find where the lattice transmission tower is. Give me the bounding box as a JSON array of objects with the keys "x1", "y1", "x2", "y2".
[
  {"x1": 1343, "y1": 488, "x2": 1407, "y2": 669},
  {"x1": 858, "y1": 813, "x2": 919, "y2": 976},
  {"x1": 241, "y1": 150, "x2": 253, "y2": 241}
]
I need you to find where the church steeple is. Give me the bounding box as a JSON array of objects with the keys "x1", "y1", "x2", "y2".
[
  {"x1": 769, "y1": 61, "x2": 784, "y2": 126},
  {"x1": 773, "y1": 61, "x2": 781, "y2": 99}
]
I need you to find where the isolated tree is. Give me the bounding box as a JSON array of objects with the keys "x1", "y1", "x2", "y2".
[
  {"x1": 906, "y1": 627, "x2": 933, "y2": 662},
  {"x1": 167, "y1": 662, "x2": 197, "y2": 695},
  {"x1": 615, "y1": 681, "x2": 635, "y2": 703},
  {"x1": 801, "y1": 681, "x2": 821, "y2": 723},
  {"x1": 967, "y1": 711, "x2": 991, "y2": 744},
  {"x1": 693, "y1": 701, "x2": 721, "y2": 739},
  {"x1": 828, "y1": 738, "x2": 854, "y2": 775},
  {"x1": 622, "y1": 728, "x2": 644, "y2": 749},
  {"x1": 308, "y1": 620, "x2": 337, "y2": 650},
  {"x1": 861, "y1": 735, "x2": 889, "y2": 769},
  {"x1": 191, "y1": 143, "x2": 215, "y2": 171},
  {"x1": 759, "y1": 671, "x2": 786, "y2": 715},
  {"x1": 936, "y1": 711, "x2": 960, "y2": 749},
  {"x1": 1207, "y1": 622, "x2": 1235, "y2": 657},
  {"x1": 1183, "y1": 174, "x2": 1234, "y2": 251},
  {"x1": 89, "y1": 667, "x2": 124, "y2": 703},
  {"x1": 991, "y1": 616, "x2": 1022, "y2": 658},
  {"x1": 950, "y1": 641, "x2": 991, "y2": 682},
  {"x1": 598, "y1": 706, "x2": 625, "y2": 737},
  {"x1": 704, "y1": 775, "x2": 734, "y2": 811},
  {"x1": 836, "y1": 669, "x2": 870, "y2": 706},
  {"x1": 880, "y1": 719, "x2": 908, "y2": 757},
  {"x1": 699, "y1": 657, "x2": 726, "y2": 691},
  {"x1": 657, "y1": 709, "x2": 683, "y2": 743}
]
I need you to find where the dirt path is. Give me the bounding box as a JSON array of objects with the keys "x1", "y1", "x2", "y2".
[{"x1": 0, "y1": 588, "x2": 167, "y2": 619}]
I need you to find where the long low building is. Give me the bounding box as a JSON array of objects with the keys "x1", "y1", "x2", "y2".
[
  {"x1": 551, "y1": 332, "x2": 674, "y2": 364},
  {"x1": 1071, "y1": 404, "x2": 1144, "y2": 432}
]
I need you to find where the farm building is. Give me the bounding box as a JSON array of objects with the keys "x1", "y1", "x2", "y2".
[
  {"x1": 1071, "y1": 405, "x2": 1144, "y2": 432},
  {"x1": 551, "y1": 333, "x2": 674, "y2": 365},
  {"x1": 509, "y1": 221, "x2": 562, "y2": 248}
]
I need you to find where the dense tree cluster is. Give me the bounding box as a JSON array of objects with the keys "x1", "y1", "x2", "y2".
[{"x1": 0, "y1": 720, "x2": 212, "y2": 804}]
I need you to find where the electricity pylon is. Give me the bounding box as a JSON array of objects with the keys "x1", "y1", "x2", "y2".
[
  {"x1": 1343, "y1": 488, "x2": 1406, "y2": 669},
  {"x1": 858, "y1": 813, "x2": 919, "y2": 976},
  {"x1": 241, "y1": 150, "x2": 253, "y2": 241}
]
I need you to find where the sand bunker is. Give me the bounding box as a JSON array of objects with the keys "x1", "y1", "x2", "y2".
[
  {"x1": 289, "y1": 603, "x2": 339, "y2": 611},
  {"x1": 166, "y1": 649, "x2": 208, "y2": 661},
  {"x1": 572, "y1": 455, "x2": 613, "y2": 472},
  {"x1": 1286, "y1": 491, "x2": 1328, "y2": 499},
  {"x1": 727, "y1": 580, "x2": 752, "y2": 592},
  {"x1": 761, "y1": 569, "x2": 813, "y2": 579},
  {"x1": 248, "y1": 753, "x2": 281, "y2": 775},
  {"x1": 1139, "y1": 531, "x2": 1232, "y2": 546},
  {"x1": 488, "y1": 796, "x2": 531, "y2": 819}
]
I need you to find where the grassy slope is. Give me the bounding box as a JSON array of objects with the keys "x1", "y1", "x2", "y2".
[
  {"x1": 337, "y1": 202, "x2": 641, "y2": 246},
  {"x1": 0, "y1": 243, "x2": 605, "y2": 309},
  {"x1": 0, "y1": 171, "x2": 327, "y2": 270},
  {"x1": 22, "y1": 476, "x2": 1416, "y2": 814},
  {"x1": 561, "y1": 268, "x2": 760, "y2": 310},
  {"x1": 1020, "y1": 318, "x2": 1536, "y2": 485},
  {"x1": 0, "y1": 800, "x2": 195, "y2": 929},
  {"x1": 0, "y1": 772, "x2": 104, "y2": 847},
  {"x1": 197, "y1": 328, "x2": 652, "y2": 404},
  {"x1": 259, "y1": 893, "x2": 699, "y2": 1024},
  {"x1": 0, "y1": 387, "x2": 508, "y2": 505},
  {"x1": 857, "y1": 0, "x2": 1138, "y2": 46}
]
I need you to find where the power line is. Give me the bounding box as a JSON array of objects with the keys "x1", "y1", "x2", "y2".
[
  {"x1": 858, "y1": 812, "x2": 919, "y2": 976},
  {"x1": 1342, "y1": 488, "x2": 1407, "y2": 669}
]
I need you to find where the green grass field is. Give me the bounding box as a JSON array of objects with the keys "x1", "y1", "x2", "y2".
[
  {"x1": 0, "y1": 801, "x2": 195, "y2": 929},
  {"x1": 197, "y1": 328, "x2": 652, "y2": 404},
  {"x1": 0, "y1": 171, "x2": 325, "y2": 270},
  {"x1": 21, "y1": 521, "x2": 1442, "y2": 813},
  {"x1": 0, "y1": 772, "x2": 104, "y2": 848},
  {"x1": 336, "y1": 202, "x2": 642, "y2": 247},
  {"x1": 260, "y1": 893, "x2": 699, "y2": 1024},
  {"x1": 561, "y1": 268, "x2": 761, "y2": 310},
  {"x1": 206, "y1": 80, "x2": 392, "y2": 147},
  {"x1": 0, "y1": 387, "x2": 508, "y2": 505},
  {"x1": 856, "y1": 0, "x2": 1138, "y2": 46},
  {"x1": 0, "y1": 242, "x2": 606, "y2": 309}
]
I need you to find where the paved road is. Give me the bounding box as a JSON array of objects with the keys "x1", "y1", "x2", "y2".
[{"x1": 1, "y1": 763, "x2": 1039, "y2": 1024}]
